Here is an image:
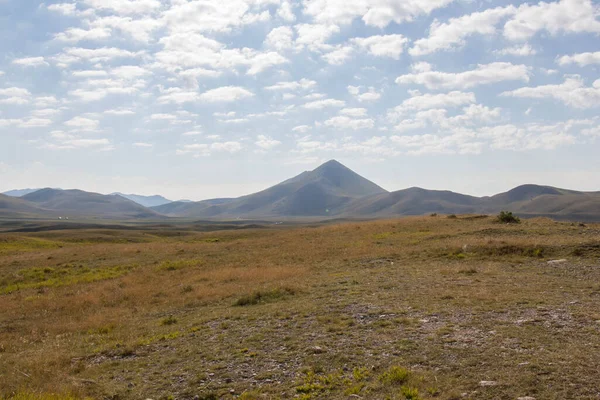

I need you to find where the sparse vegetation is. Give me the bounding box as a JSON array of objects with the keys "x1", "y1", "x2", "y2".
[
  {"x1": 497, "y1": 210, "x2": 521, "y2": 224},
  {"x1": 1, "y1": 217, "x2": 600, "y2": 399}
]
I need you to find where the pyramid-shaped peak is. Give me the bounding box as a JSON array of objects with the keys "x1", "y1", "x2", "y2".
[
  {"x1": 308, "y1": 159, "x2": 387, "y2": 197},
  {"x1": 313, "y1": 159, "x2": 350, "y2": 173}
]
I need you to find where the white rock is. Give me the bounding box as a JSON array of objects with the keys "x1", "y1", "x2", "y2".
[
  {"x1": 517, "y1": 397, "x2": 536, "y2": 400},
  {"x1": 479, "y1": 380, "x2": 498, "y2": 387},
  {"x1": 547, "y1": 259, "x2": 567, "y2": 265}
]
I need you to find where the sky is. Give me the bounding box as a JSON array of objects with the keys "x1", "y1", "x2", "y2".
[{"x1": 0, "y1": 0, "x2": 599, "y2": 201}]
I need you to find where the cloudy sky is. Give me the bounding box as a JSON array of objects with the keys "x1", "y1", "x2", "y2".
[{"x1": 0, "y1": 0, "x2": 599, "y2": 200}]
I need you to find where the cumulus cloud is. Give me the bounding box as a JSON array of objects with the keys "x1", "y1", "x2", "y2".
[
  {"x1": 325, "y1": 116, "x2": 375, "y2": 130},
  {"x1": 501, "y1": 76, "x2": 600, "y2": 108},
  {"x1": 396, "y1": 62, "x2": 530, "y2": 90},
  {"x1": 264, "y1": 79, "x2": 316, "y2": 91},
  {"x1": 503, "y1": 0, "x2": 600, "y2": 41},
  {"x1": 303, "y1": 99, "x2": 346, "y2": 109},
  {"x1": 557, "y1": 51, "x2": 600, "y2": 67},
  {"x1": 411, "y1": 6, "x2": 516, "y2": 56},
  {"x1": 199, "y1": 86, "x2": 254, "y2": 103},
  {"x1": 264, "y1": 26, "x2": 294, "y2": 50},
  {"x1": 64, "y1": 117, "x2": 100, "y2": 131},
  {"x1": 352, "y1": 34, "x2": 408, "y2": 59},
  {"x1": 12, "y1": 57, "x2": 50, "y2": 67},
  {"x1": 494, "y1": 44, "x2": 537, "y2": 57},
  {"x1": 255, "y1": 135, "x2": 282, "y2": 149}
]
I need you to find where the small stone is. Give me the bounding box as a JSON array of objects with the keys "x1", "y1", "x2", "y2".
[
  {"x1": 547, "y1": 259, "x2": 568, "y2": 265},
  {"x1": 479, "y1": 380, "x2": 497, "y2": 387},
  {"x1": 310, "y1": 346, "x2": 326, "y2": 354},
  {"x1": 230, "y1": 389, "x2": 235, "y2": 394},
  {"x1": 517, "y1": 397, "x2": 536, "y2": 400}
]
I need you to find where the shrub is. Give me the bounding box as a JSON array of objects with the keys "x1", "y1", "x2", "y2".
[
  {"x1": 379, "y1": 366, "x2": 410, "y2": 385},
  {"x1": 401, "y1": 386, "x2": 421, "y2": 400},
  {"x1": 234, "y1": 287, "x2": 296, "y2": 306},
  {"x1": 161, "y1": 315, "x2": 178, "y2": 326},
  {"x1": 447, "y1": 214, "x2": 457, "y2": 219},
  {"x1": 497, "y1": 211, "x2": 520, "y2": 224}
]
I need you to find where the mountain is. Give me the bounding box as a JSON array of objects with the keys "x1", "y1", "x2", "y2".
[
  {"x1": 0, "y1": 194, "x2": 49, "y2": 218},
  {"x1": 342, "y1": 187, "x2": 484, "y2": 217},
  {"x1": 21, "y1": 188, "x2": 161, "y2": 219},
  {"x1": 111, "y1": 192, "x2": 172, "y2": 208},
  {"x1": 3, "y1": 188, "x2": 54, "y2": 197},
  {"x1": 152, "y1": 160, "x2": 388, "y2": 218}
]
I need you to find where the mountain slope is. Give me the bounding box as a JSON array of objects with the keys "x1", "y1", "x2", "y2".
[
  {"x1": 3, "y1": 188, "x2": 50, "y2": 197},
  {"x1": 22, "y1": 189, "x2": 160, "y2": 219},
  {"x1": 0, "y1": 194, "x2": 49, "y2": 218},
  {"x1": 342, "y1": 187, "x2": 484, "y2": 217},
  {"x1": 112, "y1": 192, "x2": 172, "y2": 207},
  {"x1": 153, "y1": 160, "x2": 388, "y2": 218}
]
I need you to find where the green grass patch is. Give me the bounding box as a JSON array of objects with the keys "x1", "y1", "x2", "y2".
[
  {"x1": 0, "y1": 264, "x2": 135, "y2": 294},
  {"x1": 379, "y1": 366, "x2": 410, "y2": 386},
  {"x1": 234, "y1": 287, "x2": 297, "y2": 306},
  {"x1": 157, "y1": 259, "x2": 203, "y2": 271}
]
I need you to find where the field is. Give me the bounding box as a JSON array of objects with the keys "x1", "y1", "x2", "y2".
[{"x1": 1, "y1": 216, "x2": 600, "y2": 399}]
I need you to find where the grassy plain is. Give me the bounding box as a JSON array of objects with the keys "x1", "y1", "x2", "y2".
[{"x1": 1, "y1": 216, "x2": 600, "y2": 399}]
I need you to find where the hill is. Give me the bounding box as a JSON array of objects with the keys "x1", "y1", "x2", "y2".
[
  {"x1": 22, "y1": 189, "x2": 161, "y2": 219},
  {"x1": 111, "y1": 192, "x2": 172, "y2": 208},
  {"x1": 152, "y1": 160, "x2": 388, "y2": 218},
  {"x1": 0, "y1": 194, "x2": 49, "y2": 218},
  {"x1": 3, "y1": 188, "x2": 52, "y2": 197}
]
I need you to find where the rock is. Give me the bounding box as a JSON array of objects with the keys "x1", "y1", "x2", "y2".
[
  {"x1": 310, "y1": 346, "x2": 326, "y2": 354},
  {"x1": 517, "y1": 397, "x2": 536, "y2": 400},
  {"x1": 547, "y1": 259, "x2": 567, "y2": 265},
  {"x1": 479, "y1": 380, "x2": 498, "y2": 387}
]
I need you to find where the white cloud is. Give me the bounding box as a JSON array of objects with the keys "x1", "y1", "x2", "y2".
[
  {"x1": 340, "y1": 108, "x2": 368, "y2": 117},
  {"x1": 389, "y1": 91, "x2": 476, "y2": 120},
  {"x1": 133, "y1": 142, "x2": 153, "y2": 148},
  {"x1": 104, "y1": 109, "x2": 135, "y2": 116},
  {"x1": 47, "y1": 3, "x2": 78, "y2": 16},
  {"x1": 557, "y1": 51, "x2": 600, "y2": 67},
  {"x1": 295, "y1": 24, "x2": 340, "y2": 51},
  {"x1": 0, "y1": 87, "x2": 31, "y2": 105},
  {"x1": 352, "y1": 34, "x2": 408, "y2": 59},
  {"x1": 277, "y1": 0, "x2": 296, "y2": 22},
  {"x1": 210, "y1": 141, "x2": 243, "y2": 153},
  {"x1": 18, "y1": 118, "x2": 54, "y2": 128},
  {"x1": 323, "y1": 46, "x2": 354, "y2": 65},
  {"x1": 325, "y1": 116, "x2": 375, "y2": 130},
  {"x1": 501, "y1": 76, "x2": 600, "y2": 109},
  {"x1": 83, "y1": 0, "x2": 162, "y2": 15},
  {"x1": 12, "y1": 57, "x2": 49, "y2": 67},
  {"x1": 199, "y1": 86, "x2": 254, "y2": 102},
  {"x1": 494, "y1": 44, "x2": 537, "y2": 57},
  {"x1": 54, "y1": 27, "x2": 112, "y2": 43},
  {"x1": 292, "y1": 125, "x2": 311, "y2": 133},
  {"x1": 348, "y1": 86, "x2": 382, "y2": 102},
  {"x1": 302, "y1": 0, "x2": 457, "y2": 28},
  {"x1": 64, "y1": 117, "x2": 99, "y2": 131},
  {"x1": 150, "y1": 113, "x2": 177, "y2": 120},
  {"x1": 265, "y1": 79, "x2": 316, "y2": 91},
  {"x1": 255, "y1": 135, "x2": 282, "y2": 149},
  {"x1": 410, "y1": 6, "x2": 516, "y2": 56},
  {"x1": 303, "y1": 99, "x2": 345, "y2": 109},
  {"x1": 264, "y1": 26, "x2": 294, "y2": 50},
  {"x1": 396, "y1": 62, "x2": 530, "y2": 90},
  {"x1": 54, "y1": 47, "x2": 143, "y2": 65},
  {"x1": 504, "y1": 0, "x2": 600, "y2": 41}
]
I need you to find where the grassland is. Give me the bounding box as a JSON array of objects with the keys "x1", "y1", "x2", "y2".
[{"x1": 1, "y1": 216, "x2": 600, "y2": 399}]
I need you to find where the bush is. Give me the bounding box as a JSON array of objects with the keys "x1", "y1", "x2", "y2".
[
  {"x1": 379, "y1": 366, "x2": 410, "y2": 385},
  {"x1": 447, "y1": 214, "x2": 457, "y2": 219},
  {"x1": 497, "y1": 211, "x2": 520, "y2": 224}
]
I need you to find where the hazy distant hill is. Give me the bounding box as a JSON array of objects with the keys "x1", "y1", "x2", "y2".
[
  {"x1": 111, "y1": 192, "x2": 172, "y2": 208},
  {"x1": 152, "y1": 160, "x2": 387, "y2": 218},
  {"x1": 0, "y1": 194, "x2": 48, "y2": 218},
  {"x1": 3, "y1": 162, "x2": 600, "y2": 221},
  {"x1": 22, "y1": 189, "x2": 161, "y2": 219},
  {"x1": 3, "y1": 188, "x2": 53, "y2": 197},
  {"x1": 342, "y1": 187, "x2": 484, "y2": 217}
]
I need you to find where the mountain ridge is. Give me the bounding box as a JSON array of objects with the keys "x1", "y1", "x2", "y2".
[{"x1": 2, "y1": 161, "x2": 600, "y2": 221}]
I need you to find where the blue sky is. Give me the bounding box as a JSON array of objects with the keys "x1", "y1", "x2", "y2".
[{"x1": 0, "y1": 0, "x2": 599, "y2": 200}]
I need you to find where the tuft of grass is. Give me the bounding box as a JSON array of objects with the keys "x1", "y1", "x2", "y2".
[
  {"x1": 379, "y1": 366, "x2": 410, "y2": 386},
  {"x1": 401, "y1": 386, "x2": 421, "y2": 400},
  {"x1": 160, "y1": 315, "x2": 178, "y2": 326},
  {"x1": 497, "y1": 211, "x2": 520, "y2": 224},
  {"x1": 234, "y1": 287, "x2": 296, "y2": 306},
  {"x1": 0, "y1": 391, "x2": 86, "y2": 400},
  {"x1": 157, "y1": 259, "x2": 203, "y2": 271}
]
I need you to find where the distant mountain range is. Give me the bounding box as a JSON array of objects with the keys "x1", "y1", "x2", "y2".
[{"x1": 2, "y1": 160, "x2": 600, "y2": 221}]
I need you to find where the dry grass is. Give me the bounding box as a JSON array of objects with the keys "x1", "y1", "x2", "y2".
[{"x1": 1, "y1": 216, "x2": 599, "y2": 399}]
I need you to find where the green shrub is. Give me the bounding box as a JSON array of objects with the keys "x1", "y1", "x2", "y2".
[
  {"x1": 497, "y1": 211, "x2": 520, "y2": 224},
  {"x1": 379, "y1": 366, "x2": 410, "y2": 385},
  {"x1": 161, "y1": 315, "x2": 178, "y2": 326},
  {"x1": 234, "y1": 287, "x2": 296, "y2": 306},
  {"x1": 401, "y1": 386, "x2": 421, "y2": 400}
]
